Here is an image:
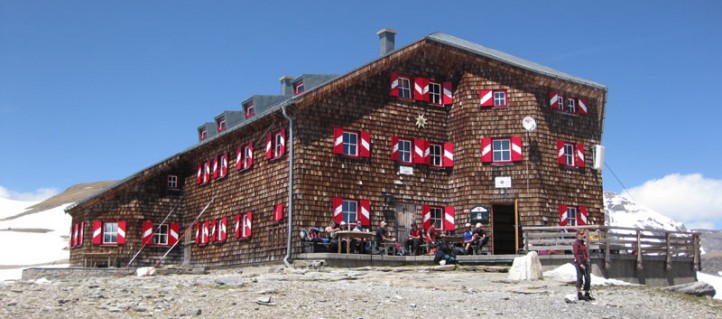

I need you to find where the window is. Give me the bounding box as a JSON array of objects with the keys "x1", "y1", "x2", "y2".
[
  {"x1": 153, "y1": 224, "x2": 169, "y2": 245},
  {"x1": 342, "y1": 200, "x2": 358, "y2": 226},
  {"x1": 560, "y1": 205, "x2": 588, "y2": 226},
  {"x1": 199, "y1": 129, "x2": 207, "y2": 141},
  {"x1": 429, "y1": 82, "x2": 441, "y2": 105},
  {"x1": 398, "y1": 139, "x2": 411, "y2": 163},
  {"x1": 217, "y1": 118, "x2": 226, "y2": 132},
  {"x1": 430, "y1": 207, "x2": 443, "y2": 229},
  {"x1": 212, "y1": 217, "x2": 227, "y2": 242},
  {"x1": 557, "y1": 141, "x2": 585, "y2": 167},
  {"x1": 429, "y1": 143, "x2": 442, "y2": 167},
  {"x1": 480, "y1": 90, "x2": 508, "y2": 107},
  {"x1": 422, "y1": 205, "x2": 455, "y2": 232},
  {"x1": 398, "y1": 77, "x2": 411, "y2": 99},
  {"x1": 237, "y1": 143, "x2": 253, "y2": 170},
  {"x1": 236, "y1": 211, "x2": 253, "y2": 239},
  {"x1": 265, "y1": 130, "x2": 286, "y2": 160},
  {"x1": 343, "y1": 131, "x2": 358, "y2": 156},
  {"x1": 566, "y1": 98, "x2": 576, "y2": 113},
  {"x1": 244, "y1": 103, "x2": 255, "y2": 118},
  {"x1": 103, "y1": 222, "x2": 118, "y2": 244},
  {"x1": 481, "y1": 137, "x2": 523, "y2": 163},
  {"x1": 294, "y1": 82, "x2": 305, "y2": 95},
  {"x1": 167, "y1": 175, "x2": 178, "y2": 189}
]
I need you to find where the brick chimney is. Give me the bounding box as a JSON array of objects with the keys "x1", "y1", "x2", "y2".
[
  {"x1": 377, "y1": 28, "x2": 397, "y2": 56},
  {"x1": 280, "y1": 75, "x2": 294, "y2": 96}
]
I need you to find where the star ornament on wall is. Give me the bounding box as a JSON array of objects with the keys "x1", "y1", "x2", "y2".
[{"x1": 415, "y1": 113, "x2": 427, "y2": 128}]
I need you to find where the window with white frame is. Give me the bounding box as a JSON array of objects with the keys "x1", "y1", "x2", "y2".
[
  {"x1": 566, "y1": 98, "x2": 576, "y2": 113},
  {"x1": 294, "y1": 82, "x2": 305, "y2": 95},
  {"x1": 242, "y1": 145, "x2": 252, "y2": 169},
  {"x1": 429, "y1": 143, "x2": 442, "y2": 167},
  {"x1": 274, "y1": 132, "x2": 284, "y2": 158},
  {"x1": 494, "y1": 91, "x2": 507, "y2": 106},
  {"x1": 217, "y1": 118, "x2": 226, "y2": 132},
  {"x1": 398, "y1": 139, "x2": 412, "y2": 163},
  {"x1": 103, "y1": 222, "x2": 118, "y2": 244},
  {"x1": 244, "y1": 103, "x2": 255, "y2": 118},
  {"x1": 153, "y1": 224, "x2": 169, "y2": 245},
  {"x1": 343, "y1": 131, "x2": 358, "y2": 156},
  {"x1": 398, "y1": 77, "x2": 411, "y2": 99},
  {"x1": 342, "y1": 200, "x2": 358, "y2": 226},
  {"x1": 567, "y1": 206, "x2": 578, "y2": 226},
  {"x1": 429, "y1": 82, "x2": 441, "y2": 105},
  {"x1": 167, "y1": 175, "x2": 178, "y2": 189},
  {"x1": 563, "y1": 143, "x2": 575, "y2": 166},
  {"x1": 199, "y1": 129, "x2": 207, "y2": 141},
  {"x1": 493, "y1": 139, "x2": 511, "y2": 162},
  {"x1": 430, "y1": 207, "x2": 444, "y2": 230}
]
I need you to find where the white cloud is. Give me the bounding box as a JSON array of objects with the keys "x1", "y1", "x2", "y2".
[
  {"x1": 0, "y1": 185, "x2": 59, "y2": 202},
  {"x1": 628, "y1": 174, "x2": 722, "y2": 229}
]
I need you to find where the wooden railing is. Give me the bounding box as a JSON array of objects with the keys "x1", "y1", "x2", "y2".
[{"x1": 523, "y1": 226, "x2": 701, "y2": 271}]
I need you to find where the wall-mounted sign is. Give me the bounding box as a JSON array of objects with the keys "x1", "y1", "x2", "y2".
[
  {"x1": 470, "y1": 206, "x2": 489, "y2": 224},
  {"x1": 495, "y1": 176, "x2": 512, "y2": 188},
  {"x1": 399, "y1": 166, "x2": 414, "y2": 176}
]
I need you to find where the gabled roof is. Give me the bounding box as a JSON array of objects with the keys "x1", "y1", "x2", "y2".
[{"x1": 67, "y1": 32, "x2": 605, "y2": 212}]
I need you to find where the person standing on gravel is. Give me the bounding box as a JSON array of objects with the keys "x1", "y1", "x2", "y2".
[{"x1": 573, "y1": 229, "x2": 595, "y2": 301}]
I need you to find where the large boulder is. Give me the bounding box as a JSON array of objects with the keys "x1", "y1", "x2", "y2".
[
  {"x1": 508, "y1": 251, "x2": 543, "y2": 281},
  {"x1": 665, "y1": 281, "x2": 716, "y2": 297}
]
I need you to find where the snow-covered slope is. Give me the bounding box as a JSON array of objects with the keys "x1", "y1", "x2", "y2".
[{"x1": 604, "y1": 192, "x2": 686, "y2": 231}]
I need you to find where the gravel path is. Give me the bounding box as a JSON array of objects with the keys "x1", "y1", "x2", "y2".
[{"x1": 1, "y1": 265, "x2": 720, "y2": 319}]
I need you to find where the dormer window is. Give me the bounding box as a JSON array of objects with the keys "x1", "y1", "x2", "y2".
[
  {"x1": 167, "y1": 175, "x2": 179, "y2": 189},
  {"x1": 294, "y1": 82, "x2": 305, "y2": 95},
  {"x1": 244, "y1": 103, "x2": 255, "y2": 118},
  {"x1": 217, "y1": 118, "x2": 226, "y2": 132},
  {"x1": 199, "y1": 129, "x2": 208, "y2": 141}
]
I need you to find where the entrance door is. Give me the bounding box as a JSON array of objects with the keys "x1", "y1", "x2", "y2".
[
  {"x1": 390, "y1": 203, "x2": 416, "y2": 239},
  {"x1": 492, "y1": 204, "x2": 517, "y2": 254}
]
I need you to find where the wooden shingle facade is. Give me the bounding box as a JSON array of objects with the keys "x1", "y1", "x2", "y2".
[{"x1": 66, "y1": 31, "x2": 607, "y2": 267}]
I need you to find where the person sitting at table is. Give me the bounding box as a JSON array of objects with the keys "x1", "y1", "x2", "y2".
[
  {"x1": 404, "y1": 223, "x2": 423, "y2": 255},
  {"x1": 375, "y1": 221, "x2": 397, "y2": 254},
  {"x1": 471, "y1": 223, "x2": 489, "y2": 254},
  {"x1": 325, "y1": 221, "x2": 341, "y2": 252},
  {"x1": 351, "y1": 222, "x2": 367, "y2": 253},
  {"x1": 462, "y1": 223, "x2": 475, "y2": 255}
]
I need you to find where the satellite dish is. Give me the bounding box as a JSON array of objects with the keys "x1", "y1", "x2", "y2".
[{"x1": 522, "y1": 116, "x2": 537, "y2": 132}]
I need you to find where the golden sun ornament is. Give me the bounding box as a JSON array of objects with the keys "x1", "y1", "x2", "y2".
[{"x1": 415, "y1": 113, "x2": 427, "y2": 128}]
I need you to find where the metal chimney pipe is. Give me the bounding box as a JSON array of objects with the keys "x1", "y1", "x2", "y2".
[
  {"x1": 280, "y1": 75, "x2": 294, "y2": 96},
  {"x1": 377, "y1": 28, "x2": 397, "y2": 56}
]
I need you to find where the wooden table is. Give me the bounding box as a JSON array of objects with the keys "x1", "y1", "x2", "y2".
[{"x1": 336, "y1": 231, "x2": 375, "y2": 254}]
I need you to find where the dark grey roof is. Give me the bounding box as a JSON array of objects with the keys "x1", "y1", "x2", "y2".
[
  {"x1": 425, "y1": 33, "x2": 606, "y2": 90},
  {"x1": 67, "y1": 32, "x2": 605, "y2": 212},
  {"x1": 214, "y1": 110, "x2": 245, "y2": 131}
]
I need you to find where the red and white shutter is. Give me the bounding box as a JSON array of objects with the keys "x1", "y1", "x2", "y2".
[
  {"x1": 358, "y1": 200, "x2": 370, "y2": 226},
  {"x1": 413, "y1": 77, "x2": 429, "y2": 102},
  {"x1": 243, "y1": 212, "x2": 253, "y2": 238},
  {"x1": 195, "y1": 223, "x2": 201, "y2": 244},
  {"x1": 557, "y1": 140, "x2": 566, "y2": 165},
  {"x1": 196, "y1": 164, "x2": 203, "y2": 184},
  {"x1": 481, "y1": 138, "x2": 493, "y2": 163},
  {"x1": 236, "y1": 146, "x2": 243, "y2": 170},
  {"x1": 265, "y1": 133, "x2": 273, "y2": 159},
  {"x1": 390, "y1": 136, "x2": 399, "y2": 161},
  {"x1": 70, "y1": 224, "x2": 76, "y2": 247},
  {"x1": 278, "y1": 129, "x2": 286, "y2": 157},
  {"x1": 332, "y1": 197, "x2": 344, "y2": 225},
  {"x1": 141, "y1": 221, "x2": 153, "y2": 245},
  {"x1": 168, "y1": 223, "x2": 180, "y2": 246},
  {"x1": 203, "y1": 161, "x2": 211, "y2": 184},
  {"x1": 219, "y1": 217, "x2": 228, "y2": 242},
  {"x1": 78, "y1": 222, "x2": 84, "y2": 246},
  {"x1": 202, "y1": 221, "x2": 210, "y2": 244},
  {"x1": 245, "y1": 144, "x2": 254, "y2": 169},
  {"x1": 577, "y1": 98, "x2": 588, "y2": 115},
  {"x1": 234, "y1": 214, "x2": 241, "y2": 238},
  {"x1": 92, "y1": 221, "x2": 102, "y2": 245},
  {"x1": 220, "y1": 153, "x2": 228, "y2": 178},
  {"x1": 422, "y1": 205, "x2": 432, "y2": 230},
  {"x1": 549, "y1": 91, "x2": 561, "y2": 109},
  {"x1": 576, "y1": 143, "x2": 585, "y2": 168},
  {"x1": 274, "y1": 203, "x2": 284, "y2": 223},
  {"x1": 333, "y1": 128, "x2": 344, "y2": 154},
  {"x1": 212, "y1": 156, "x2": 219, "y2": 179},
  {"x1": 117, "y1": 221, "x2": 126, "y2": 244},
  {"x1": 444, "y1": 206, "x2": 455, "y2": 231},
  {"x1": 442, "y1": 81, "x2": 453, "y2": 105},
  {"x1": 390, "y1": 73, "x2": 399, "y2": 97},
  {"x1": 578, "y1": 206, "x2": 588, "y2": 225},
  {"x1": 209, "y1": 220, "x2": 217, "y2": 242},
  {"x1": 480, "y1": 89, "x2": 494, "y2": 107},
  {"x1": 511, "y1": 136, "x2": 523, "y2": 162},
  {"x1": 413, "y1": 139, "x2": 427, "y2": 164},
  {"x1": 559, "y1": 205, "x2": 569, "y2": 226},
  {"x1": 443, "y1": 143, "x2": 454, "y2": 167},
  {"x1": 360, "y1": 131, "x2": 371, "y2": 158}
]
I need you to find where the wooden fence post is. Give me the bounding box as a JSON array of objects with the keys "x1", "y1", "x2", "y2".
[
  {"x1": 693, "y1": 233, "x2": 701, "y2": 271},
  {"x1": 665, "y1": 232, "x2": 672, "y2": 271},
  {"x1": 636, "y1": 229, "x2": 643, "y2": 270},
  {"x1": 604, "y1": 227, "x2": 611, "y2": 270}
]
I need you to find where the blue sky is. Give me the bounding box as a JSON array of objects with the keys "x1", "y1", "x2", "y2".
[{"x1": 1, "y1": 1, "x2": 721, "y2": 228}]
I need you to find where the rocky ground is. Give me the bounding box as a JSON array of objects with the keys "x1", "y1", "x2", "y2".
[{"x1": 1, "y1": 264, "x2": 720, "y2": 319}]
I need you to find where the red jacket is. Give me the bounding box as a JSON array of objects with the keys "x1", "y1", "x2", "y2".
[{"x1": 573, "y1": 239, "x2": 589, "y2": 265}]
